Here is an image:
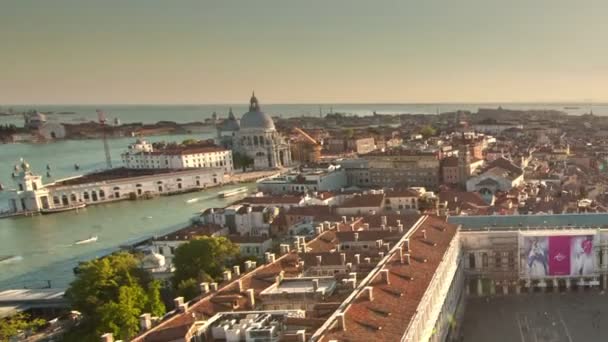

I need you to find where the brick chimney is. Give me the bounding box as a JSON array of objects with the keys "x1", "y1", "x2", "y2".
[
  {"x1": 380, "y1": 269, "x2": 390, "y2": 285},
  {"x1": 100, "y1": 333, "x2": 114, "y2": 342},
  {"x1": 363, "y1": 286, "x2": 374, "y2": 301},
  {"x1": 246, "y1": 288, "x2": 256, "y2": 309},
  {"x1": 199, "y1": 282, "x2": 209, "y2": 294},
  {"x1": 173, "y1": 297, "x2": 184, "y2": 310},
  {"x1": 139, "y1": 313, "x2": 152, "y2": 332}
]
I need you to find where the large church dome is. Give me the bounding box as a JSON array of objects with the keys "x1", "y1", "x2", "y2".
[{"x1": 240, "y1": 93, "x2": 275, "y2": 130}]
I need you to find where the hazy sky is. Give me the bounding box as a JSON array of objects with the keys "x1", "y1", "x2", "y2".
[{"x1": 1, "y1": 0, "x2": 608, "y2": 104}]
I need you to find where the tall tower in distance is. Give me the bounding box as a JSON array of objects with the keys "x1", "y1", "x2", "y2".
[{"x1": 97, "y1": 109, "x2": 113, "y2": 169}]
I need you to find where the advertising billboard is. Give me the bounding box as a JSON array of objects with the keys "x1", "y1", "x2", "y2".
[{"x1": 520, "y1": 234, "x2": 595, "y2": 278}]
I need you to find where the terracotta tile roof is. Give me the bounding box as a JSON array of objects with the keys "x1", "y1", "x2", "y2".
[
  {"x1": 316, "y1": 215, "x2": 458, "y2": 342},
  {"x1": 237, "y1": 195, "x2": 304, "y2": 205},
  {"x1": 286, "y1": 205, "x2": 333, "y2": 217},
  {"x1": 339, "y1": 194, "x2": 385, "y2": 208},
  {"x1": 385, "y1": 189, "x2": 420, "y2": 198}
]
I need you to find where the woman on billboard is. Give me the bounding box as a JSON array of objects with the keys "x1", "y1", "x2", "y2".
[
  {"x1": 527, "y1": 238, "x2": 548, "y2": 277},
  {"x1": 572, "y1": 236, "x2": 594, "y2": 275}
]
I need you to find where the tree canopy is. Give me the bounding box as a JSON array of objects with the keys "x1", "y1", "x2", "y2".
[
  {"x1": 172, "y1": 236, "x2": 239, "y2": 291},
  {"x1": 419, "y1": 125, "x2": 437, "y2": 138},
  {"x1": 233, "y1": 152, "x2": 254, "y2": 171},
  {"x1": 65, "y1": 252, "x2": 165, "y2": 341},
  {"x1": 0, "y1": 313, "x2": 45, "y2": 341}
]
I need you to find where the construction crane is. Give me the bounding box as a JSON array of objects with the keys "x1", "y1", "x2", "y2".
[
  {"x1": 293, "y1": 127, "x2": 322, "y2": 163},
  {"x1": 96, "y1": 109, "x2": 113, "y2": 169}
]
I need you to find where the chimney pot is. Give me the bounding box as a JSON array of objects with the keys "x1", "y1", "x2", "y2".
[
  {"x1": 354, "y1": 254, "x2": 361, "y2": 264},
  {"x1": 233, "y1": 265, "x2": 241, "y2": 276},
  {"x1": 100, "y1": 333, "x2": 114, "y2": 342},
  {"x1": 210, "y1": 282, "x2": 218, "y2": 292},
  {"x1": 246, "y1": 288, "x2": 255, "y2": 309},
  {"x1": 364, "y1": 257, "x2": 371, "y2": 263},
  {"x1": 354, "y1": 232, "x2": 359, "y2": 241},
  {"x1": 380, "y1": 269, "x2": 390, "y2": 285},
  {"x1": 363, "y1": 286, "x2": 374, "y2": 301},
  {"x1": 223, "y1": 270, "x2": 232, "y2": 282},
  {"x1": 178, "y1": 302, "x2": 188, "y2": 313},
  {"x1": 173, "y1": 297, "x2": 184, "y2": 310},
  {"x1": 139, "y1": 313, "x2": 152, "y2": 332},
  {"x1": 199, "y1": 282, "x2": 209, "y2": 294}
]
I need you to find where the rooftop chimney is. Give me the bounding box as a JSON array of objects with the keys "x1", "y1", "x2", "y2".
[
  {"x1": 422, "y1": 229, "x2": 427, "y2": 240},
  {"x1": 139, "y1": 313, "x2": 152, "y2": 332},
  {"x1": 296, "y1": 329, "x2": 306, "y2": 342},
  {"x1": 354, "y1": 254, "x2": 361, "y2": 264},
  {"x1": 312, "y1": 278, "x2": 319, "y2": 292},
  {"x1": 340, "y1": 253, "x2": 346, "y2": 265},
  {"x1": 210, "y1": 282, "x2": 218, "y2": 292},
  {"x1": 350, "y1": 223, "x2": 355, "y2": 231},
  {"x1": 233, "y1": 265, "x2": 241, "y2": 277},
  {"x1": 363, "y1": 223, "x2": 370, "y2": 230},
  {"x1": 199, "y1": 282, "x2": 209, "y2": 294},
  {"x1": 398, "y1": 248, "x2": 404, "y2": 264},
  {"x1": 381, "y1": 215, "x2": 387, "y2": 225},
  {"x1": 244, "y1": 260, "x2": 253, "y2": 272},
  {"x1": 246, "y1": 288, "x2": 255, "y2": 309},
  {"x1": 379, "y1": 252, "x2": 385, "y2": 259},
  {"x1": 342, "y1": 216, "x2": 347, "y2": 223},
  {"x1": 223, "y1": 270, "x2": 232, "y2": 282},
  {"x1": 364, "y1": 257, "x2": 371, "y2": 264},
  {"x1": 237, "y1": 279, "x2": 244, "y2": 293},
  {"x1": 354, "y1": 232, "x2": 359, "y2": 241},
  {"x1": 380, "y1": 269, "x2": 390, "y2": 285},
  {"x1": 405, "y1": 253, "x2": 411, "y2": 265},
  {"x1": 346, "y1": 278, "x2": 356, "y2": 290},
  {"x1": 280, "y1": 243, "x2": 290, "y2": 255},
  {"x1": 376, "y1": 240, "x2": 383, "y2": 248},
  {"x1": 363, "y1": 286, "x2": 374, "y2": 301},
  {"x1": 346, "y1": 262, "x2": 352, "y2": 271},
  {"x1": 100, "y1": 333, "x2": 114, "y2": 342},
  {"x1": 173, "y1": 297, "x2": 184, "y2": 310},
  {"x1": 380, "y1": 224, "x2": 386, "y2": 231},
  {"x1": 337, "y1": 313, "x2": 347, "y2": 332},
  {"x1": 398, "y1": 224, "x2": 404, "y2": 233},
  {"x1": 316, "y1": 255, "x2": 323, "y2": 266},
  {"x1": 404, "y1": 239, "x2": 410, "y2": 252},
  {"x1": 265, "y1": 252, "x2": 271, "y2": 264},
  {"x1": 178, "y1": 302, "x2": 188, "y2": 313},
  {"x1": 396, "y1": 219, "x2": 401, "y2": 226}
]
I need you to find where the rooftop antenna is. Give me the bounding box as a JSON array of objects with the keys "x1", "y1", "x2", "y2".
[{"x1": 97, "y1": 109, "x2": 113, "y2": 169}]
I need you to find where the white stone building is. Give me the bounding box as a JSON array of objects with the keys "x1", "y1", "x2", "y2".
[{"x1": 121, "y1": 139, "x2": 233, "y2": 174}]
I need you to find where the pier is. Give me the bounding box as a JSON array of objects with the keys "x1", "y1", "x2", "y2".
[{"x1": 0, "y1": 288, "x2": 68, "y2": 318}]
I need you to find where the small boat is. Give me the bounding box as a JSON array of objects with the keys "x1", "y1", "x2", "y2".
[
  {"x1": 0, "y1": 255, "x2": 22, "y2": 264},
  {"x1": 218, "y1": 187, "x2": 248, "y2": 198},
  {"x1": 74, "y1": 236, "x2": 98, "y2": 245},
  {"x1": 74, "y1": 164, "x2": 80, "y2": 170},
  {"x1": 41, "y1": 203, "x2": 86, "y2": 214}
]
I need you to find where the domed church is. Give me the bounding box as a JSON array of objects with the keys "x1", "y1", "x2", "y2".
[{"x1": 234, "y1": 93, "x2": 291, "y2": 169}]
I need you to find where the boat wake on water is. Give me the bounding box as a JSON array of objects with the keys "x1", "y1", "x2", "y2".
[
  {"x1": 0, "y1": 255, "x2": 23, "y2": 265},
  {"x1": 74, "y1": 236, "x2": 98, "y2": 245}
]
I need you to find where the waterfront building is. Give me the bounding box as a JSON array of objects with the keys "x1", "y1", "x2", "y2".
[
  {"x1": 232, "y1": 93, "x2": 292, "y2": 170},
  {"x1": 121, "y1": 139, "x2": 233, "y2": 174},
  {"x1": 5, "y1": 160, "x2": 225, "y2": 215},
  {"x1": 256, "y1": 164, "x2": 347, "y2": 195},
  {"x1": 23, "y1": 110, "x2": 47, "y2": 129}
]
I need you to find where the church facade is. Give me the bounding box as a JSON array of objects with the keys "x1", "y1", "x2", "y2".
[{"x1": 218, "y1": 93, "x2": 291, "y2": 170}]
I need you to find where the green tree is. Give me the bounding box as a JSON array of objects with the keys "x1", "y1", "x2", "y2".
[
  {"x1": 419, "y1": 125, "x2": 437, "y2": 138},
  {"x1": 233, "y1": 152, "x2": 254, "y2": 172},
  {"x1": 172, "y1": 236, "x2": 239, "y2": 288},
  {"x1": 182, "y1": 138, "x2": 199, "y2": 146},
  {"x1": 65, "y1": 252, "x2": 165, "y2": 341},
  {"x1": 0, "y1": 313, "x2": 45, "y2": 341},
  {"x1": 343, "y1": 128, "x2": 354, "y2": 139},
  {"x1": 176, "y1": 278, "x2": 200, "y2": 301}
]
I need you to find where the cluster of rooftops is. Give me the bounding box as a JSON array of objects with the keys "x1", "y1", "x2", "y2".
[{"x1": 133, "y1": 213, "x2": 457, "y2": 342}]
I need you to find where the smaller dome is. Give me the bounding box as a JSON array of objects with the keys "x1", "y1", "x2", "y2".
[{"x1": 218, "y1": 108, "x2": 240, "y2": 132}]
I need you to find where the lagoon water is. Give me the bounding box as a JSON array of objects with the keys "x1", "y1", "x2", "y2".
[{"x1": 0, "y1": 132, "x2": 255, "y2": 290}]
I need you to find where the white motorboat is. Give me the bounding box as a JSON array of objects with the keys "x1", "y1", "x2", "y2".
[
  {"x1": 218, "y1": 187, "x2": 248, "y2": 198},
  {"x1": 74, "y1": 236, "x2": 98, "y2": 245}
]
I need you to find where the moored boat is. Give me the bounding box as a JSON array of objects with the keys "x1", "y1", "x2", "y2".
[{"x1": 41, "y1": 203, "x2": 86, "y2": 215}]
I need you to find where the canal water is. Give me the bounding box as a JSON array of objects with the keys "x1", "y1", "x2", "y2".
[{"x1": 0, "y1": 133, "x2": 255, "y2": 290}]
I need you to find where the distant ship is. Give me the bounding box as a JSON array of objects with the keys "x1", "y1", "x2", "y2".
[
  {"x1": 41, "y1": 203, "x2": 86, "y2": 214},
  {"x1": 564, "y1": 106, "x2": 580, "y2": 110}
]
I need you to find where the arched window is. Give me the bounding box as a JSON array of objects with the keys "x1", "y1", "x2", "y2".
[
  {"x1": 253, "y1": 136, "x2": 259, "y2": 145},
  {"x1": 99, "y1": 190, "x2": 105, "y2": 198},
  {"x1": 70, "y1": 194, "x2": 77, "y2": 202},
  {"x1": 83, "y1": 192, "x2": 89, "y2": 200}
]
